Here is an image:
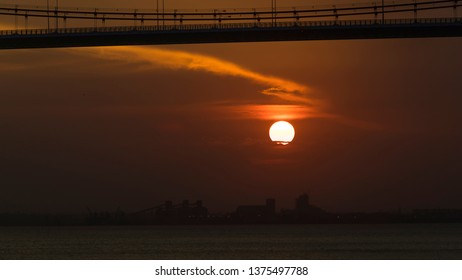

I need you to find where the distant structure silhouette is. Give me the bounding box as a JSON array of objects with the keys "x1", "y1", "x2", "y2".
[
  {"x1": 234, "y1": 198, "x2": 276, "y2": 222},
  {"x1": 86, "y1": 207, "x2": 125, "y2": 225},
  {"x1": 413, "y1": 208, "x2": 462, "y2": 223},
  {"x1": 131, "y1": 200, "x2": 208, "y2": 224},
  {"x1": 296, "y1": 193, "x2": 310, "y2": 212},
  {"x1": 281, "y1": 193, "x2": 331, "y2": 223}
]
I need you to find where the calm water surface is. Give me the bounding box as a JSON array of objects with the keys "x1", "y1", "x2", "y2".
[{"x1": 1, "y1": 224, "x2": 461, "y2": 259}]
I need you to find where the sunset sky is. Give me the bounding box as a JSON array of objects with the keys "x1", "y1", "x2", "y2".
[{"x1": 0, "y1": 0, "x2": 461, "y2": 213}]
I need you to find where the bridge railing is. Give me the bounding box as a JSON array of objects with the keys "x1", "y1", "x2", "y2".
[{"x1": 1, "y1": 17, "x2": 461, "y2": 37}]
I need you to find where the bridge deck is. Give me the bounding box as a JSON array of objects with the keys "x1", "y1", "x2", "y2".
[{"x1": 1, "y1": 18, "x2": 462, "y2": 49}]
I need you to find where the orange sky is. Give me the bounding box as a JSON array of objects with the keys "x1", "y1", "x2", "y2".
[{"x1": 1, "y1": 1, "x2": 462, "y2": 213}]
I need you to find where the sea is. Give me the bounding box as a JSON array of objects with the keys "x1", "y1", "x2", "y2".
[{"x1": 1, "y1": 224, "x2": 461, "y2": 259}]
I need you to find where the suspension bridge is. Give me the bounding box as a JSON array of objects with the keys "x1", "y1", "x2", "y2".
[{"x1": 0, "y1": 0, "x2": 461, "y2": 49}]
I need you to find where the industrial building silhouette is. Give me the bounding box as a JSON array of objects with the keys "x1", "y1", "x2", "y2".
[{"x1": 234, "y1": 199, "x2": 276, "y2": 222}]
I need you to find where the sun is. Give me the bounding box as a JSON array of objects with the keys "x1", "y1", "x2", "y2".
[{"x1": 269, "y1": 121, "x2": 295, "y2": 145}]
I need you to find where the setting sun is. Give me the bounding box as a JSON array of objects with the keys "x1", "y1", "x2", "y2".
[{"x1": 269, "y1": 121, "x2": 295, "y2": 145}]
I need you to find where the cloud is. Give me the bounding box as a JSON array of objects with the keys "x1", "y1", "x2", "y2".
[
  {"x1": 67, "y1": 46, "x2": 380, "y2": 130},
  {"x1": 208, "y1": 104, "x2": 323, "y2": 120},
  {"x1": 77, "y1": 46, "x2": 312, "y2": 104}
]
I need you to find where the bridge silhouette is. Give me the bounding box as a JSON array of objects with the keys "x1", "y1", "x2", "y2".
[{"x1": 0, "y1": 0, "x2": 461, "y2": 49}]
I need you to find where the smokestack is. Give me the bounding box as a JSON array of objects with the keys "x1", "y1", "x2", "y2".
[{"x1": 266, "y1": 198, "x2": 276, "y2": 214}]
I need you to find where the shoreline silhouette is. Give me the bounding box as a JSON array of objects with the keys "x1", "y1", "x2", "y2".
[{"x1": 1, "y1": 194, "x2": 461, "y2": 226}]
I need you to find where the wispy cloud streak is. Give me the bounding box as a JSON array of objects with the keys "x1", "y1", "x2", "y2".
[{"x1": 79, "y1": 46, "x2": 311, "y2": 103}]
